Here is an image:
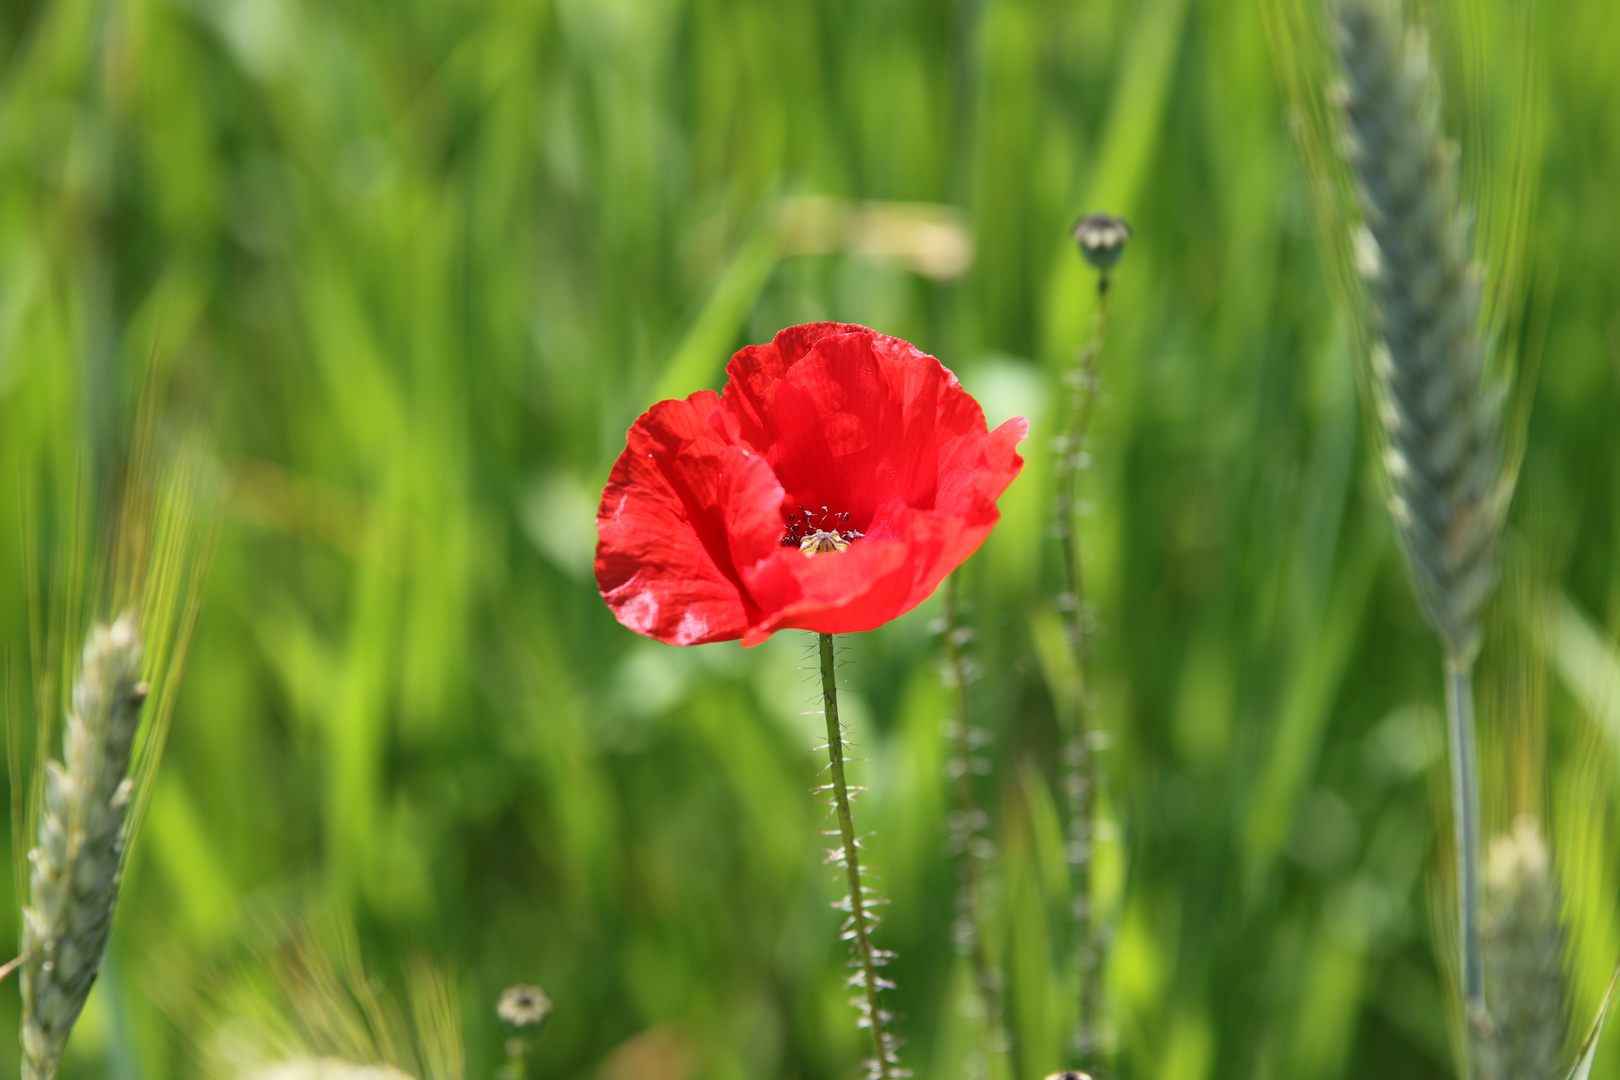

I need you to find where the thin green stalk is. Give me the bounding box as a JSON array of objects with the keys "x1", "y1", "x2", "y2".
[
  {"x1": 1056, "y1": 272, "x2": 1110, "y2": 1066},
  {"x1": 819, "y1": 633, "x2": 896, "y2": 1080},
  {"x1": 1445, "y1": 652, "x2": 1486, "y2": 1032},
  {"x1": 501, "y1": 1038, "x2": 528, "y2": 1080},
  {"x1": 942, "y1": 575, "x2": 1005, "y2": 1072}
]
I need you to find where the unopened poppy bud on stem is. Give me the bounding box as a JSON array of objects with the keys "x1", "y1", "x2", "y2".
[{"x1": 1071, "y1": 213, "x2": 1131, "y2": 274}]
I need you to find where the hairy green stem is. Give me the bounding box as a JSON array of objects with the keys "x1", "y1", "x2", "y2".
[
  {"x1": 1056, "y1": 273, "x2": 1110, "y2": 1065},
  {"x1": 820, "y1": 633, "x2": 894, "y2": 1080},
  {"x1": 942, "y1": 575, "x2": 1005, "y2": 1069},
  {"x1": 1446, "y1": 652, "x2": 1485, "y2": 1037}
]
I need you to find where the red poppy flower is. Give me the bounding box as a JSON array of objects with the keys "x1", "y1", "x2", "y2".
[{"x1": 596, "y1": 323, "x2": 1027, "y2": 646}]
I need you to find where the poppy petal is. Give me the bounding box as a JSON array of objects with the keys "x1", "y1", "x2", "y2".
[
  {"x1": 756, "y1": 331, "x2": 948, "y2": 536},
  {"x1": 721, "y1": 322, "x2": 872, "y2": 453},
  {"x1": 595, "y1": 392, "x2": 783, "y2": 645}
]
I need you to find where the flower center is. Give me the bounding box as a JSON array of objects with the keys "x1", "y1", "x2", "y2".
[{"x1": 781, "y1": 505, "x2": 863, "y2": 557}]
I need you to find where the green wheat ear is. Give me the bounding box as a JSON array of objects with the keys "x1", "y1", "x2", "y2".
[
  {"x1": 20, "y1": 617, "x2": 147, "y2": 1080},
  {"x1": 1476, "y1": 816, "x2": 1565, "y2": 1080},
  {"x1": 1332, "y1": 0, "x2": 1508, "y2": 664}
]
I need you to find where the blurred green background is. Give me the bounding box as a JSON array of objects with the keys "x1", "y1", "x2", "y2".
[{"x1": 2, "y1": 0, "x2": 1619, "y2": 1077}]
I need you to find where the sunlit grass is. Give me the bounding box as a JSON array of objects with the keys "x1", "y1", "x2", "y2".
[{"x1": 2, "y1": 0, "x2": 1618, "y2": 1078}]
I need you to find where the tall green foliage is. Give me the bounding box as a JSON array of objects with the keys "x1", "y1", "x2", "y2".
[{"x1": 2, "y1": 1, "x2": 1618, "y2": 1078}]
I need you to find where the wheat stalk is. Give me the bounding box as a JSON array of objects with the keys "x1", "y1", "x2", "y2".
[
  {"x1": 20, "y1": 616, "x2": 147, "y2": 1080},
  {"x1": 1331, "y1": 0, "x2": 1511, "y2": 1047}
]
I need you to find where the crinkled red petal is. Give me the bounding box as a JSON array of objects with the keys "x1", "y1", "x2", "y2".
[
  {"x1": 595, "y1": 392, "x2": 783, "y2": 645},
  {"x1": 720, "y1": 322, "x2": 871, "y2": 453}
]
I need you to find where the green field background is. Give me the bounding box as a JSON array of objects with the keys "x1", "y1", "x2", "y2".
[{"x1": 2, "y1": 0, "x2": 1619, "y2": 1077}]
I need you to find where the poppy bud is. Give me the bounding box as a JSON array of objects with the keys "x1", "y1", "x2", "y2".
[{"x1": 1071, "y1": 213, "x2": 1131, "y2": 272}]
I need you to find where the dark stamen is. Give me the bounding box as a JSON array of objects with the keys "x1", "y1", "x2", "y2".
[{"x1": 781, "y1": 503, "x2": 862, "y2": 552}]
